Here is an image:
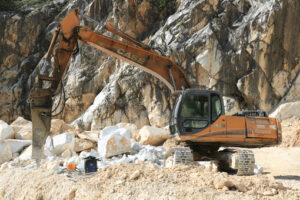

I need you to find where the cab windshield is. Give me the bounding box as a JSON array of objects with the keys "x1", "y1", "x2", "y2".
[
  {"x1": 179, "y1": 94, "x2": 209, "y2": 130},
  {"x1": 180, "y1": 94, "x2": 208, "y2": 118}
]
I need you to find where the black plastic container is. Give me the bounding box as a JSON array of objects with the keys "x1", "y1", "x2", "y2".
[{"x1": 84, "y1": 156, "x2": 98, "y2": 173}]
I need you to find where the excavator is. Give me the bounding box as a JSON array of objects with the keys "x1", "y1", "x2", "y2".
[{"x1": 29, "y1": 9, "x2": 282, "y2": 175}]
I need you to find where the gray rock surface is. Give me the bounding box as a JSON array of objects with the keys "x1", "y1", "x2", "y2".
[
  {"x1": 0, "y1": 0, "x2": 299, "y2": 128},
  {"x1": 0, "y1": 141, "x2": 12, "y2": 164},
  {"x1": 10, "y1": 116, "x2": 32, "y2": 140},
  {"x1": 98, "y1": 126, "x2": 131, "y2": 158},
  {"x1": 0, "y1": 120, "x2": 14, "y2": 140},
  {"x1": 5, "y1": 139, "x2": 31, "y2": 154},
  {"x1": 51, "y1": 133, "x2": 75, "y2": 156}
]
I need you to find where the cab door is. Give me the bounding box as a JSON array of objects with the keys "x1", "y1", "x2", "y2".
[
  {"x1": 177, "y1": 92, "x2": 210, "y2": 135},
  {"x1": 209, "y1": 93, "x2": 227, "y2": 138}
]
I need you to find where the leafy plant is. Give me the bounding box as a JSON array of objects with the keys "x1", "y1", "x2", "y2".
[
  {"x1": 0, "y1": 0, "x2": 17, "y2": 11},
  {"x1": 154, "y1": 0, "x2": 176, "y2": 10},
  {"x1": 0, "y1": 0, "x2": 49, "y2": 11}
]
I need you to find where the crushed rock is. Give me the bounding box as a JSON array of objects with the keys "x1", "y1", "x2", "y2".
[
  {"x1": 280, "y1": 117, "x2": 300, "y2": 147},
  {"x1": 0, "y1": 163, "x2": 299, "y2": 200}
]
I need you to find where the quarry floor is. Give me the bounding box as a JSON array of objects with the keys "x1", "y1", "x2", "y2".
[
  {"x1": 0, "y1": 146, "x2": 299, "y2": 200},
  {"x1": 253, "y1": 147, "x2": 300, "y2": 189}
]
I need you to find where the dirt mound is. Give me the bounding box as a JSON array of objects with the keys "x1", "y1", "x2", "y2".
[
  {"x1": 0, "y1": 162, "x2": 299, "y2": 200},
  {"x1": 281, "y1": 117, "x2": 300, "y2": 147}
]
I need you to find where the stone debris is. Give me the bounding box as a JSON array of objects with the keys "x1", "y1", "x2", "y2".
[
  {"x1": 130, "y1": 141, "x2": 142, "y2": 154},
  {"x1": 98, "y1": 126, "x2": 131, "y2": 158},
  {"x1": 195, "y1": 161, "x2": 218, "y2": 172},
  {"x1": 51, "y1": 133, "x2": 75, "y2": 156},
  {"x1": 214, "y1": 179, "x2": 234, "y2": 190},
  {"x1": 116, "y1": 123, "x2": 139, "y2": 141},
  {"x1": 5, "y1": 139, "x2": 31, "y2": 154},
  {"x1": 40, "y1": 159, "x2": 62, "y2": 171},
  {"x1": 79, "y1": 149, "x2": 99, "y2": 159},
  {"x1": 135, "y1": 145, "x2": 165, "y2": 165},
  {"x1": 0, "y1": 141, "x2": 12, "y2": 164},
  {"x1": 77, "y1": 131, "x2": 100, "y2": 142},
  {"x1": 0, "y1": 163, "x2": 8, "y2": 171},
  {"x1": 235, "y1": 182, "x2": 248, "y2": 193},
  {"x1": 61, "y1": 149, "x2": 75, "y2": 158},
  {"x1": 139, "y1": 126, "x2": 170, "y2": 146},
  {"x1": 73, "y1": 138, "x2": 95, "y2": 152},
  {"x1": 19, "y1": 145, "x2": 32, "y2": 160},
  {"x1": 66, "y1": 155, "x2": 81, "y2": 166},
  {"x1": 0, "y1": 116, "x2": 299, "y2": 199},
  {"x1": 0, "y1": 117, "x2": 273, "y2": 177},
  {"x1": 0, "y1": 120, "x2": 14, "y2": 140},
  {"x1": 12, "y1": 153, "x2": 19, "y2": 159},
  {"x1": 10, "y1": 117, "x2": 32, "y2": 140},
  {"x1": 262, "y1": 188, "x2": 278, "y2": 196},
  {"x1": 254, "y1": 164, "x2": 263, "y2": 175},
  {"x1": 50, "y1": 119, "x2": 66, "y2": 135},
  {"x1": 50, "y1": 119, "x2": 77, "y2": 135},
  {"x1": 129, "y1": 170, "x2": 141, "y2": 180},
  {"x1": 276, "y1": 116, "x2": 300, "y2": 147}
]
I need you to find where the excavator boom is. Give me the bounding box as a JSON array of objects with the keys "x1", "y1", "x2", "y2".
[
  {"x1": 29, "y1": 8, "x2": 190, "y2": 159},
  {"x1": 47, "y1": 9, "x2": 190, "y2": 94}
]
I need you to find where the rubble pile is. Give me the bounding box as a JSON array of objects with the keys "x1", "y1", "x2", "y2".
[
  {"x1": 0, "y1": 117, "x2": 172, "y2": 170},
  {"x1": 0, "y1": 161, "x2": 299, "y2": 200},
  {"x1": 0, "y1": 116, "x2": 299, "y2": 199},
  {"x1": 280, "y1": 116, "x2": 300, "y2": 147}
]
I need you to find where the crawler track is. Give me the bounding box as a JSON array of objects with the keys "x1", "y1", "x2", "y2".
[{"x1": 236, "y1": 149, "x2": 255, "y2": 176}]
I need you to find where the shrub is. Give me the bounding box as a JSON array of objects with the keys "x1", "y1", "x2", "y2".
[
  {"x1": 155, "y1": 0, "x2": 176, "y2": 10},
  {"x1": 0, "y1": 0, "x2": 17, "y2": 11}
]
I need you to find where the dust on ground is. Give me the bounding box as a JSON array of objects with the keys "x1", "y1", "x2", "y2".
[
  {"x1": 0, "y1": 156, "x2": 300, "y2": 200},
  {"x1": 280, "y1": 116, "x2": 300, "y2": 147},
  {"x1": 253, "y1": 147, "x2": 300, "y2": 189},
  {"x1": 0, "y1": 118, "x2": 299, "y2": 200}
]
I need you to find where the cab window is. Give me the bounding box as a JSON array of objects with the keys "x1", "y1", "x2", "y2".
[
  {"x1": 180, "y1": 94, "x2": 209, "y2": 130},
  {"x1": 211, "y1": 94, "x2": 222, "y2": 122},
  {"x1": 180, "y1": 94, "x2": 208, "y2": 118}
]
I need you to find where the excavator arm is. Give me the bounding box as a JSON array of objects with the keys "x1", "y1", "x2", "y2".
[
  {"x1": 29, "y1": 8, "x2": 190, "y2": 159},
  {"x1": 41, "y1": 8, "x2": 190, "y2": 94}
]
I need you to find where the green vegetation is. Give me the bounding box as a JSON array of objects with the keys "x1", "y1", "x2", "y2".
[
  {"x1": 0, "y1": 0, "x2": 17, "y2": 11},
  {"x1": 0, "y1": 0, "x2": 50, "y2": 12},
  {"x1": 153, "y1": 0, "x2": 176, "y2": 10}
]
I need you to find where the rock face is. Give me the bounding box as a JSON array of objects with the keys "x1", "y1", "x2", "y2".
[
  {"x1": 0, "y1": 0, "x2": 299, "y2": 128},
  {"x1": 98, "y1": 126, "x2": 131, "y2": 158},
  {"x1": 223, "y1": 96, "x2": 240, "y2": 115},
  {"x1": 270, "y1": 101, "x2": 300, "y2": 121},
  {"x1": 0, "y1": 0, "x2": 70, "y2": 123}
]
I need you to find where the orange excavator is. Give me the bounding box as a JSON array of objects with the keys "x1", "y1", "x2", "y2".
[{"x1": 29, "y1": 9, "x2": 282, "y2": 175}]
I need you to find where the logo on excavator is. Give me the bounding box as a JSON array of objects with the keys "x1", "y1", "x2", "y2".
[{"x1": 117, "y1": 48, "x2": 146, "y2": 65}]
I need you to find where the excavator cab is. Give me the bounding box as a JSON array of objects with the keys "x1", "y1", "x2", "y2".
[{"x1": 170, "y1": 89, "x2": 224, "y2": 136}]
